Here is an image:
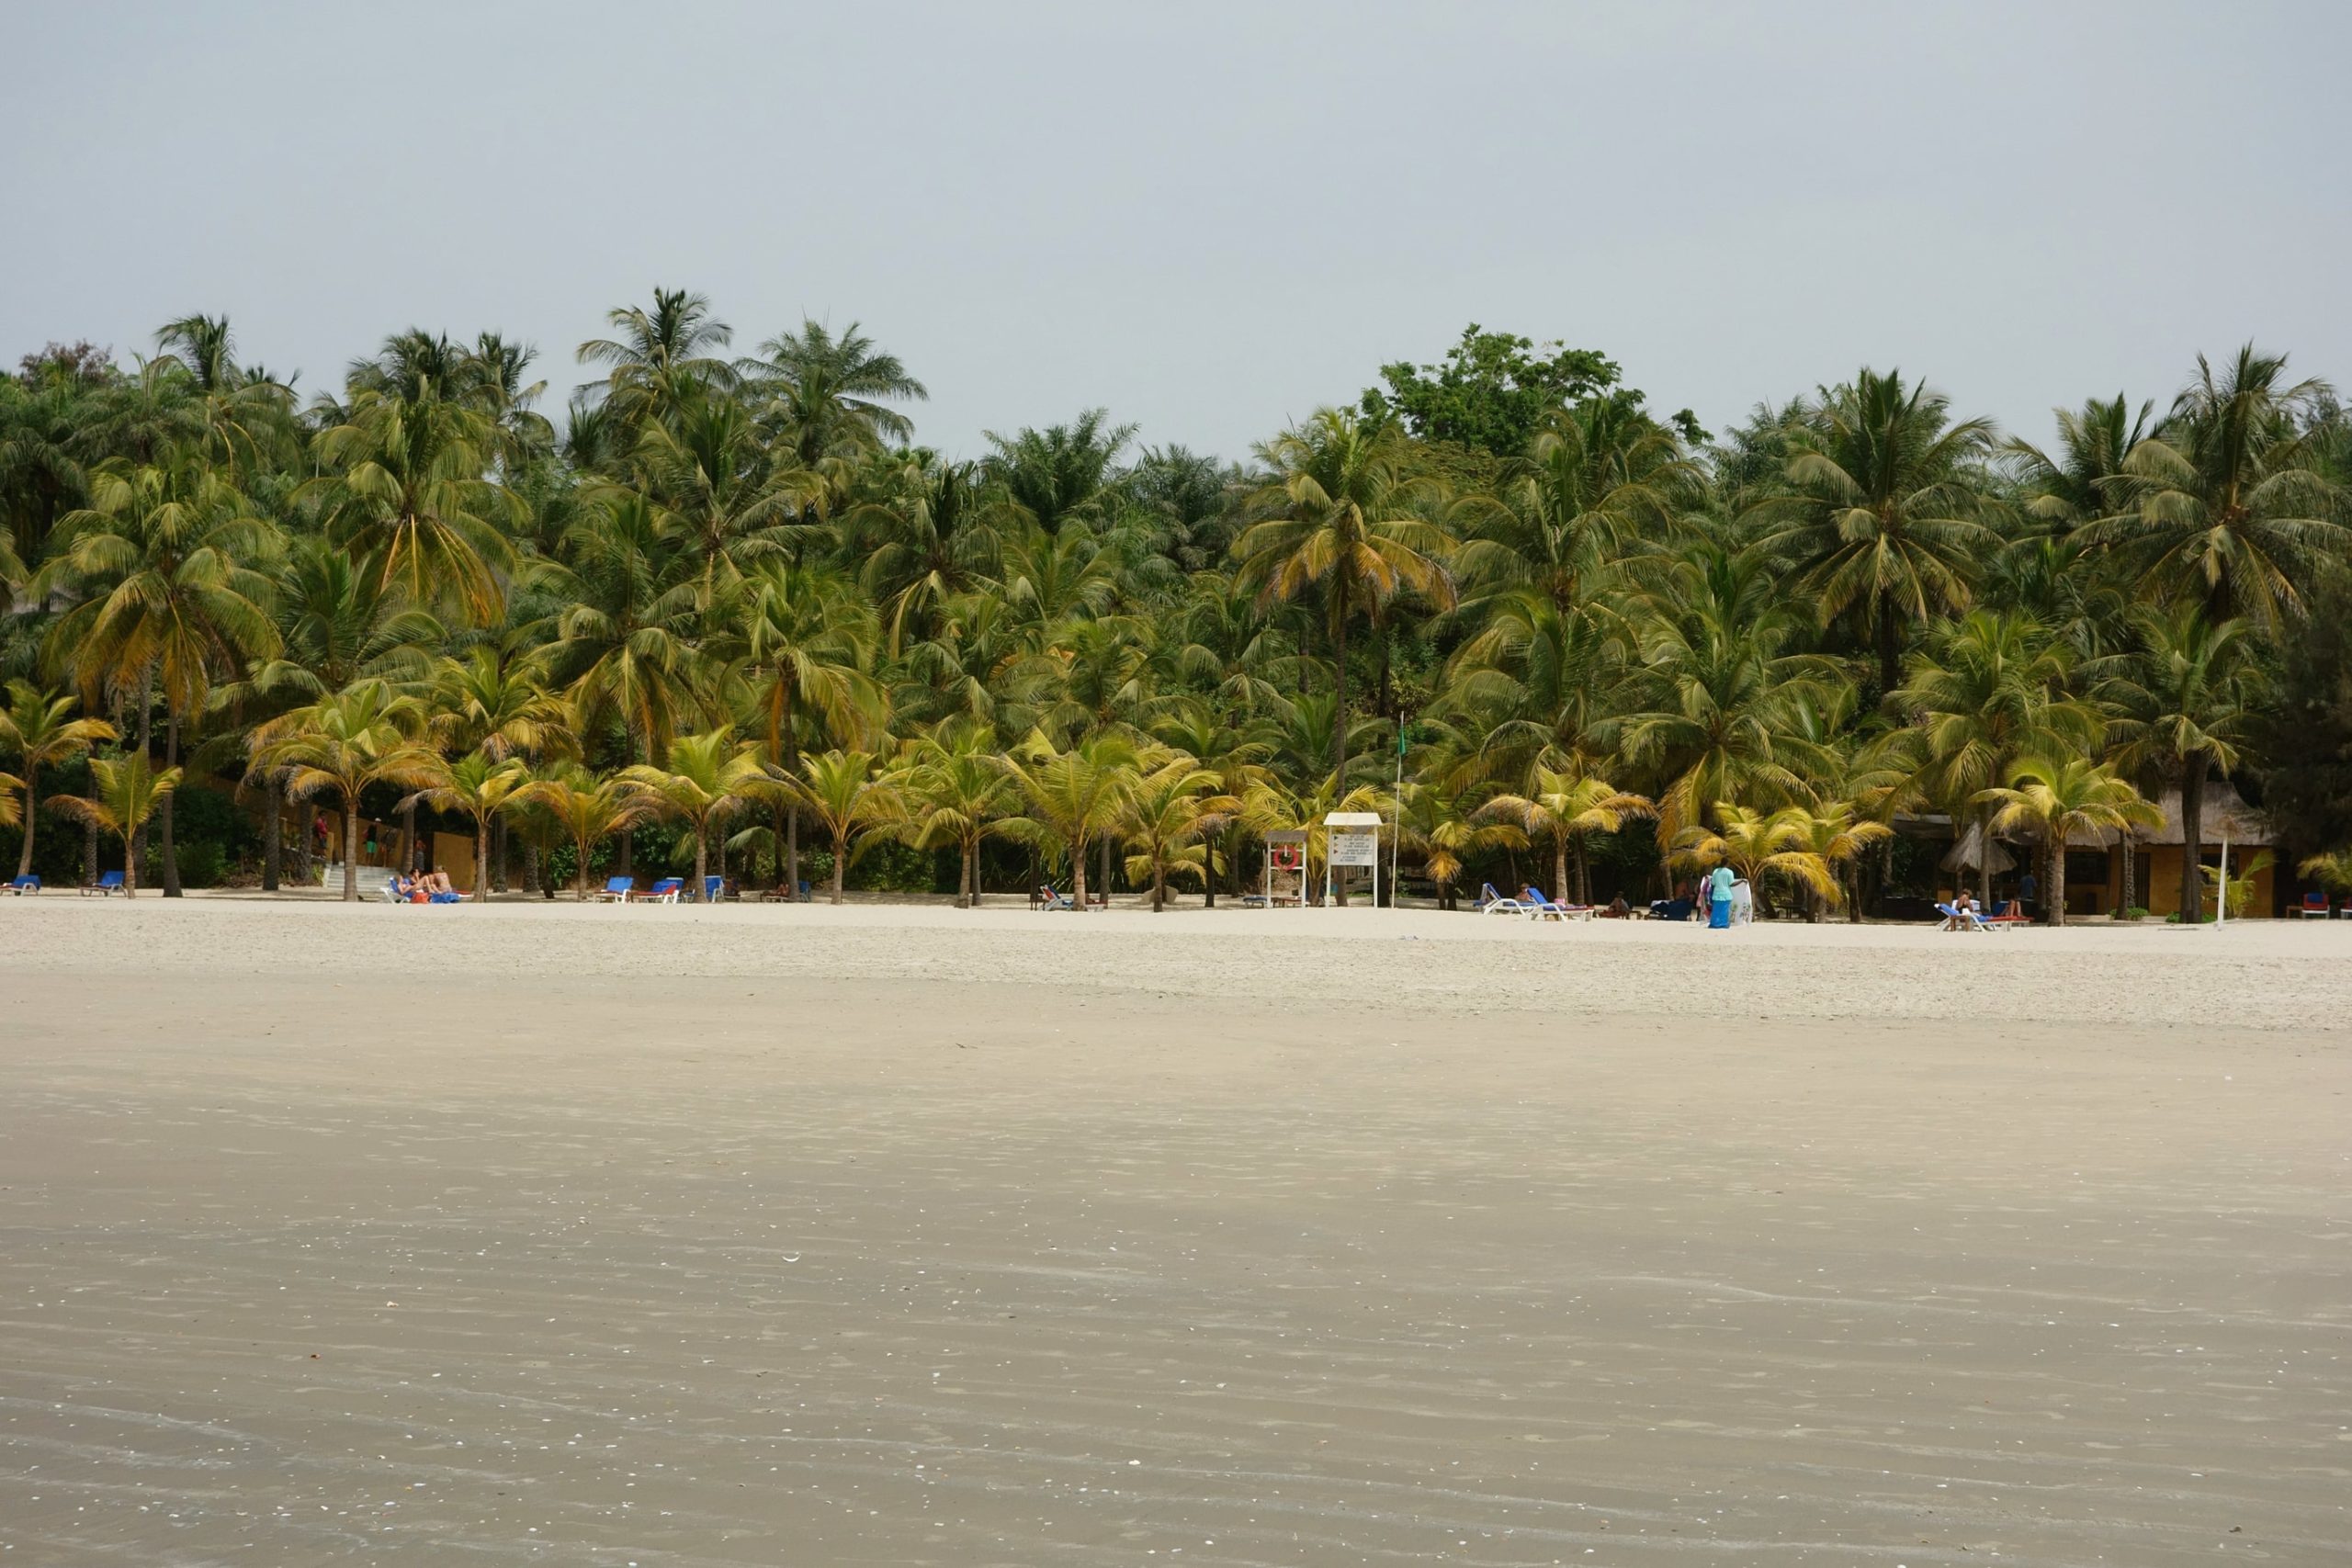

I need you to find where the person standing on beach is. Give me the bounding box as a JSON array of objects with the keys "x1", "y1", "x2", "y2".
[{"x1": 1708, "y1": 863, "x2": 1736, "y2": 929}]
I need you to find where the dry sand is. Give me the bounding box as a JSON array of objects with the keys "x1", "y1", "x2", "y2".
[{"x1": 1, "y1": 897, "x2": 2346, "y2": 1564}]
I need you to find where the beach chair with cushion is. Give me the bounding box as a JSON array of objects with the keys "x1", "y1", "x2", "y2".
[
  {"x1": 82, "y1": 870, "x2": 126, "y2": 897},
  {"x1": 2292, "y1": 889, "x2": 2332, "y2": 919},
  {"x1": 1476, "y1": 883, "x2": 1526, "y2": 915},
  {"x1": 1034, "y1": 884, "x2": 1075, "y2": 911},
  {"x1": 1934, "y1": 901, "x2": 1998, "y2": 931},
  {"x1": 704, "y1": 875, "x2": 728, "y2": 904},
  {"x1": 7, "y1": 874, "x2": 38, "y2": 895},
  {"x1": 1521, "y1": 886, "x2": 1574, "y2": 921},
  {"x1": 1982, "y1": 899, "x2": 2031, "y2": 927},
  {"x1": 593, "y1": 875, "x2": 635, "y2": 903},
  {"x1": 634, "y1": 877, "x2": 684, "y2": 904}
]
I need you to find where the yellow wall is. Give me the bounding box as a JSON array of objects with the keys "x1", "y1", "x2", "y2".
[{"x1": 2097, "y1": 846, "x2": 2275, "y2": 919}]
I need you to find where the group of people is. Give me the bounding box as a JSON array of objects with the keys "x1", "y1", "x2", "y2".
[{"x1": 390, "y1": 870, "x2": 458, "y2": 903}]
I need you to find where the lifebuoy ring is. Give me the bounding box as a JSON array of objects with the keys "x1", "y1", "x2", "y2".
[{"x1": 1270, "y1": 844, "x2": 1301, "y2": 872}]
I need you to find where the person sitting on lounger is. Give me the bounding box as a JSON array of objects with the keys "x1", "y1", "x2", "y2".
[{"x1": 1941, "y1": 889, "x2": 1977, "y2": 931}]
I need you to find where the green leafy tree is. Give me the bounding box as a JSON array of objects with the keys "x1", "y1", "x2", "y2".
[
  {"x1": 1361, "y1": 324, "x2": 1633, "y2": 456},
  {"x1": 404, "y1": 751, "x2": 531, "y2": 903},
  {"x1": 1482, "y1": 769, "x2": 1653, "y2": 905},
  {"x1": 255, "y1": 681, "x2": 440, "y2": 901},
  {"x1": 788, "y1": 748, "x2": 905, "y2": 905},
  {"x1": 619, "y1": 728, "x2": 774, "y2": 900}
]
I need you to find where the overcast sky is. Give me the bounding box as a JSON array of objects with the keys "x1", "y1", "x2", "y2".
[{"x1": 7, "y1": 2, "x2": 2346, "y2": 460}]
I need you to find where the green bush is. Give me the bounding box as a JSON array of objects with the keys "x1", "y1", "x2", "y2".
[{"x1": 175, "y1": 840, "x2": 227, "y2": 888}]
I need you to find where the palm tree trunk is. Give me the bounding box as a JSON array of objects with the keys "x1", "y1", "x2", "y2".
[
  {"x1": 1100, "y1": 836, "x2": 1112, "y2": 906},
  {"x1": 132, "y1": 668, "x2": 152, "y2": 889},
  {"x1": 1070, "y1": 834, "x2": 1088, "y2": 908},
  {"x1": 1978, "y1": 805, "x2": 1994, "y2": 908},
  {"x1": 474, "y1": 819, "x2": 491, "y2": 904},
  {"x1": 1553, "y1": 835, "x2": 1569, "y2": 905},
  {"x1": 159, "y1": 709, "x2": 183, "y2": 897},
  {"x1": 2178, "y1": 765, "x2": 2206, "y2": 923},
  {"x1": 786, "y1": 807, "x2": 800, "y2": 899},
  {"x1": 2047, "y1": 839, "x2": 2066, "y2": 929},
  {"x1": 686, "y1": 824, "x2": 705, "y2": 902},
  {"x1": 1874, "y1": 598, "x2": 1902, "y2": 699},
  {"x1": 618, "y1": 829, "x2": 631, "y2": 877},
  {"x1": 2120, "y1": 829, "x2": 2136, "y2": 915},
  {"x1": 1331, "y1": 610, "x2": 1351, "y2": 907},
  {"x1": 829, "y1": 829, "x2": 846, "y2": 905},
  {"x1": 575, "y1": 840, "x2": 592, "y2": 900},
  {"x1": 399, "y1": 799, "x2": 416, "y2": 882},
  {"x1": 121, "y1": 829, "x2": 138, "y2": 897},
  {"x1": 958, "y1": 842, "x2": 975, "y2": 909},
  {"x1": 342, "y1": 801, "x2": 359, "y2": 902},
  {"x1": 1574, "y1": 837, "x2": 1591, "y2": 905},
  {"x1": 17, "y1": 761, "x2": 38, "y2": 879},
  {"x1": 85, "y1": 820, "x2": 98, "y2": 888},
  {"x1": 261, "y1": 770, "x2": 282, "y2": 892}
]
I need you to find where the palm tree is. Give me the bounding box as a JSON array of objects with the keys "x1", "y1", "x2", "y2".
[
  {"x1": 1148, "y1": 701, "x2": 1272, "y2": 906},
  {"x1": 1456, "y1": 398, "x2": 1693, "y2": 614},
  {"x1": 1672, "y1": 803, "x2": 1838, "y2": 916},
  {"x1": 1234, "y1": 408, "x2": 1459, "y2": 791},
  {"x1": 548, "y1": 491, "x2": 705, "y2": 762},
  {"x1": 2095, "y1": 609, "x2": 2256, "y2": 925},
  {"x1": 724, "y1": 558, "x2": 887, "y2": 897},
  {"x1": 404, "y1": 751, "x2": 529, "y2": 904},
  {"x1": 1117, "y1": 753, "x2": 1238, "y2": 911},
  {"x1": 984, "y1": 410, "x2": 1135, "y2": 536},
  {"x1": 254, "y1": 681, "x2": 440, "y2": 901},
  {"x1": 1749, "y1": 367, "x2": 1999, "y2": 694},
  {"x1": 1894, "y1": 610, "x2": 2103, "y2": 906},
  {"x1": 307, "y1": 389, "x2": 520, "y2": 626},
  {"x1": 788, "y1": 748, "x2": 905, "y2": 905},
  {"x1": 2297, "y1": 850, "x2": 2352, "y2": 905},
  {"x1": 1618, "y1": 547, "x2": 1838, "y2": 844},
  {"x1": 895, "y1": 724, "x2": 1021, "y2": 908},
  {"x1": 46, "y1": 754, "x2": 180, "y2": 896},
  {"x1": 748, "y1": 320, "x2": 928, "y2": 464},
  {"x1": 34, "y1": 454, "x2": 280, "y2": 895},
  {"x1": 576, "y1": 287, "x2": 736, "y2": 431},
  {"x1": 0, "y1": 770, "x2": 21, "y2": 834},
  {"x1": 1977, "y1": 757, "x2": 2161, "y2": 927},
  {"x1": 517, "y1": 767, "x2": 660, "y2": 900},
  {"x1": 1481, "y1": 769, "x2": 1653, "y2": 905},
  {"x1": 2087, "y1": 346, "x2": 2348, "y2": 627},
  {"x1": 1779, "y1": 801, "x2": 1894, "y2": 922},
  {"x1": 1396, "y1": 780, "x2": 1522, "y2": 910},
  {"x1": 2006, "y1": 393, "x2": 2153, "y2": 532},
  {"x1": 619, "y1": 728, "x2": 773, "y2": 901},
  {"x1": 1000, "y1": 729, "x2": 1138, "y2": 908},
  {"x1": 628, "y1": 387, "x2": 818, "y2": 601},
  {"x1": 841, "y1": 453, "x2": 1003, "y2": 651},
  {"x1": 0, "y1": 682, "x2": 117, "y2": 879}
]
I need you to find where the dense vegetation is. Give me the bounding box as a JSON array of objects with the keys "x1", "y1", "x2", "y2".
[{"x1": 4, "y1": 300, "x2": 2348, "y2": 922}]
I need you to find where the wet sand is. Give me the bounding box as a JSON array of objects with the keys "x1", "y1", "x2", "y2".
[{"x1": 2, "y1": 902, "x2": 2347, "y2": 1563}]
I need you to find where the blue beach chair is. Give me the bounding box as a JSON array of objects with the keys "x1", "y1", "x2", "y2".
[
  {"x1": 83, "y1": 870, "x2": 126, "y2": 897},
  {"x1": 7, "y1": 874, "x2": 39, "y2": 895}
]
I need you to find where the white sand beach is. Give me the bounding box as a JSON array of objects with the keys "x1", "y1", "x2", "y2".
[{"x1": 3, "y1": 898, "x2": 2347, "y2": 1564}]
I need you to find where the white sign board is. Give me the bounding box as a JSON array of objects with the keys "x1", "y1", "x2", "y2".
[{"x1": 1328, "y1": 829, "x2": 1379, "y2": 867}]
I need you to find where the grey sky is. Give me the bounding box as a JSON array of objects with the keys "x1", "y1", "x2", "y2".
[{"x1": 8, "y1": 2, "x2": 2347, "y2": 461}]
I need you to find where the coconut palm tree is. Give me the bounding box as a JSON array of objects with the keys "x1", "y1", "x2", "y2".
[
  {"x1": 748, "y1": 319, "x2": 928, "y2": 465},
  {"x1": 45, "y1": 753, "x2": 182, "y2": 896},
  {"x1": 518, "y1": 766, "x2": 661, "y2": 900},
  {"x1": 0, "y1": 682, "x2": 117, "y2": 879},
  {"x1": 254, "y1": 681, "x2": 440, "y2": 901},
  {"x1": 548, "y1": 490, "x2": 705, "y2": 762},
  {"x1": 403, "y1": 751, "x2": 530, "y2": 904},
  {"x1": 1749, "y1": 367, "x2": 1999, "y2": 694},
  {"x1": 307, "y1": 389, "x2": 520, "y2": 626},
  {"x1": 894, "y1": 723, "x2": 1021, "y2": 908},
  {"x1": 1671, "y1": 803, "x2": 1838, "y2": 915},
  {"x1": 576, "y1": 287, "x2": 737, "y2": 432},
  {"x1": 1481, "y1": 769, "x2": 1653, "y2": 905},
  {"x1": 1234, "y1": 409, "x2": 1459, "y2": 787},
  {"x1": 1455, "y1": 397, "x2": 1694, "y2": 615},
  {"x1": 1778, "y1": 801, "x2": 1895, "y2": 922},
  {"x1": 34, "y1": 453, "x2": 280, "y2": 895},
  {"x1": 618, "y1": 728, "x2": 774, "y2": 901},
  {"x1": 1396, "y1": 780, "x2": 1523, "y2": 910},
  {"x1": 628, "y1": 386, "x2": 820, "y2": 601},
  {"x1": 2093, "y1": 608, "x2": 2256, "y2": 925},
  {"x1": 999, "y1": 729, "x2": 1139, "y2": 908},
  {"x1": 1893, "y1": 610, "x2": 2103, "y2": 907},
  {"x1": 1117, "y1": 752, "x2": 1238, "y2": 911},
  {"x1": 1977, "y1": 757, "x2": 2161, "y2": 927},
  {"x1": 787, "y1": 748, "x2": 905, "y2": 905},
  {"x1": 2087, "y1": 345, "x2": 2349, "y2": 628}
]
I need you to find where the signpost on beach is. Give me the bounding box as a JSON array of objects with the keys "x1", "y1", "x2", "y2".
[
  {"x1": 1324, "y1": 811, "x2": 1382, "y2": 908},
  {"x1": 1261, "y1": 829, "x2": 1307, "y2": 908}
]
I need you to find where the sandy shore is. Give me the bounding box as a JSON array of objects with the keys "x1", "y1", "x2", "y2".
[{"x1": 2, "y1": 900, "x2": 2346, "y2": 1563}]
